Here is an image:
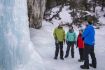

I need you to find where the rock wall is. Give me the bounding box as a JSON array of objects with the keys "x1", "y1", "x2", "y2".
[{"x1": 27, "y1": 0, "x2": 46, "y2": 29}]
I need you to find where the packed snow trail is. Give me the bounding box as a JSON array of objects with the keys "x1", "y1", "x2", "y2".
[{"x1": 30, "y1": 21, "x2": 105, "y2": 70}]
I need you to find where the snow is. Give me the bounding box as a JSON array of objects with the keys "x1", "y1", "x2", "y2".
[
  {"x1": 95, "y1": 6, "x2": 105, "y2": 17},
  {"x1": 59, "y1": 6, "x2": 72, "y2": 23},
  {"x1": 30, "y1": 6, "x2": 105, "y2": 70},
  {"x1": 96, "y1": 6, "x2": 105, "y2": 24},
  {"x1": 99, "y1": 17, "x2": 105, "y2": 24},
  {"x1": 49, "y1": 6, "x2": 72, "y2": 24}
]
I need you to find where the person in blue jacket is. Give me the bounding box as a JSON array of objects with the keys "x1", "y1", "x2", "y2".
[{"x1": 80, "y1": 19, "x2": 97, "y2": 69}]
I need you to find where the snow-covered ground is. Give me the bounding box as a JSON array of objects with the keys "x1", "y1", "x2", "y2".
[
  {"x1": 30, "y1": 6, "x2": 105, "y2": 70},
  {"x1": 30, "y1": 20, "x2": 105, "y2": 70}
]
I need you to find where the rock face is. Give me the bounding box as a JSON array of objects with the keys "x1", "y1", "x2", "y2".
[
  {"x1": 27, "y1": 0, "x2": 46, "y2": 29},
  {"x1": 46, "y1": 0, "x2": 57, "y2": 10}
]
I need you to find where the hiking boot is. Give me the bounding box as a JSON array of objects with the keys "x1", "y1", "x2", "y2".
[
  {"x1": 89, "y1": 64, "x2": 96, "y2": 68},
  {"x1": 65, "y1": 55, "x2": 68, "y2": 58},
  {"x1": 72, "y1": 56, "x2": 74, "y2": 58},
  {"x1": 60, "y1": 58, "x2": 64, "y2": 60},
  {"x1": 80, "y1": 65, "x2": 89, "y2": 69},
  {"x1": 54, "y1": 57, "x2": 57, "y2": 60},
  {"x1": 78, "y1": 59, "x2": 84, "y2": 62}
]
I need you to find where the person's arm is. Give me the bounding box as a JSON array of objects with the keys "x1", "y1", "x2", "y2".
[
  {"x1": 82, "y1": 27, "x2": 90, "y2": 40},
  {"x1": 53, "y1": 28, "x2": 57, "y2": 40},
  {"x1": 63, "y1": 30, "x2": 65, "y2": 43},
  {"x1": 74, "y1": 32, "x2": 77, "y2": 41},
  {"x1": 66, "y1": 32, "x2": 69, "y2": 44},
  {"x1": 74, "y1": 32, "x2": 77, "y2": 47},
  {"x1": 77, "y1": 35, "x2": 79, "y2": 48}
]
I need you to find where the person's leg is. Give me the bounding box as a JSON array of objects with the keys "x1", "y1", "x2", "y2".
[
  {"x1": 82, "y1": 48, "x2": 85, "y2": 61},
  {"x1": 78, "y1": 48, "x2": 83, "y2": 62},
  {"x1": 71, "y1": 42, "x2": 74, "y2": 58},
  {"x1": 54, "y1": 43, "x2": 59, "y2": 59},
  {"x1": 90, "y1": 47, "x2": 97, "y2": 68},
  {"x1": 81, "y1": 48, "x2": 84, "y2": 60},
  {"x1": 59, "y1": 42, "x2": 64, "y2": 60},
  {"x1": 80, "y1": 44, "x2": 90, "y2": 69},
  {"x1": 79, "y1": 48, "x2": 82, "y2": 60},
  {"x1": 84, "y1": 46, "x2": 90, "y2": 67},
  {"x1": 65, "y1": 42, "x2": 70, "y2": 58}
]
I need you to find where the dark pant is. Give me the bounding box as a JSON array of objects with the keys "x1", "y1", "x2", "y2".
[
  {"x1": 65, "y1": 41, "x2": 74, "y2": 58},
  {"x1": 84, "y1": 44, "x2": 97, "y2": 67},
  {"x1": 55, "y1": 42, "x2": 64, "y2": 59},
  {"x1": 79, "y1": 48, "x2": 84, "y2": 60}
]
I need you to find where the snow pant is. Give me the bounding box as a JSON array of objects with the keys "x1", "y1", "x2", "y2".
[
  {"x1": 79, "y1": 48, "x2": 84, "y2": 60},
  {"x1": 65, "y1": 41, "x2": 75, "y2": 58},
  {"x1": 84, "y1": 44, "x2": 97, "y2": 68},
  {"x1": 55, "y1": 42, "x2": 64, "y2": 59}
]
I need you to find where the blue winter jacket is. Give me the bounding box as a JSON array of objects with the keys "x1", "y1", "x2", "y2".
[{"x1": 82, "y1": 25, "x2": 95, "y2": 46}]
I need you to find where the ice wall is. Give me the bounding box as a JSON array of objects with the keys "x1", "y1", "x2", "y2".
[{"x1": 0, "y1": 0, "x2": 45, "y2": 70}]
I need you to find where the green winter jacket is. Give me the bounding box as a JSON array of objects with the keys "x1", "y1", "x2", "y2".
[
  {"x1": 66, "y1": 31, "x2": 76, "y2": 42},
  {"x1": 53, "y1": 27, "x2": 65, "y2": 42}
]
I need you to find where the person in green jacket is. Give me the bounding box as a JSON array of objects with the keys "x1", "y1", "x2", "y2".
[
  {"x1": 53, "y1": 24, "x2": 65, "y2": 60},
  {"x1": 65, "y1": 26, "x2": 76, "y2": 58}
]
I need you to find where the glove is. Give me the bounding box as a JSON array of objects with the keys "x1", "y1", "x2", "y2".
[
  {"x1": 55, "y1": 39, "x2": 58, "y2": 43},
  {"x1": 54, "y1": 37, "x2": 57, "y2": 40}
]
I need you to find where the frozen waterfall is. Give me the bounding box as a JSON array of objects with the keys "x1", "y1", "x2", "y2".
[{"x1": 0, "y1": 0, "x2": 45, "y2": 70}]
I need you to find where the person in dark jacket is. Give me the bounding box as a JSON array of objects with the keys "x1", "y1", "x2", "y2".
[
  {"x1": 65, "y1": 26, "x2": 76, "y2": 58},
  {"x1": 80, "y1": 19, "x2": 97, "y2": 69},
  {"x1": 53, "y1": 24, "x2": 65, "y2": 60},
  {"x1": 77, "y1": 29, "x2": 84, "y2": 62}
]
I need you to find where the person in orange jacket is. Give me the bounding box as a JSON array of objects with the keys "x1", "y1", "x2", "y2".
[{"x1": 77, "y1": 29, "x2": 84, "y2": 62}]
